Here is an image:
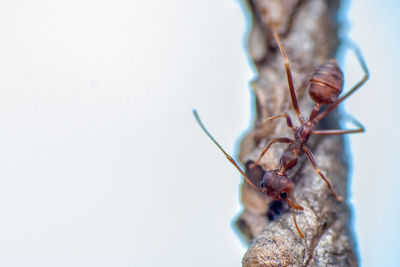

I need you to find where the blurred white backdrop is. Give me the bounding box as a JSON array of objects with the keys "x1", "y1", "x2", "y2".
[{"x1": 0, "y1": 1, "x2": 398, "y2": 267}]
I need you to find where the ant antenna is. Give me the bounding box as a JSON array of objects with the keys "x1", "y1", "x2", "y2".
[
  {"x1": 292, "y1": 209, "x2": 304, "y2": 239},
  {"x1": 287, "y1": 195, "x2": 304, "y2": 239},
  {"x1": 192, "y1": 110, "x2": 263, "y2": 192}
]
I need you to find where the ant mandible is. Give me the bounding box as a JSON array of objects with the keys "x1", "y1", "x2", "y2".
[{"x1": 193, "y1": 26, "x2": 368, "y2": 239}]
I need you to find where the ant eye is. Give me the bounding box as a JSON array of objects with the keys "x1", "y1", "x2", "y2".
[
  {"x1": 260, "y1": 181, "x2": 264, "y2": 188},
  {"x1": 280, "y1": 192, "x2": 288, "y2": 199}
]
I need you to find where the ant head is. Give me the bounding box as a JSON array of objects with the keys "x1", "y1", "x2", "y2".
[
  {"x1": 260, "y1": 171, "x2": 293, "y2": 201},
  {"x1": 309, "y1": 60, "x2": 343, "y2": 105}
]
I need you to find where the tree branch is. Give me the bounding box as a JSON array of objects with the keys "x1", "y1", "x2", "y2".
[{"x1": 235, "y1": 0, "x2": 358, "y2": 265}]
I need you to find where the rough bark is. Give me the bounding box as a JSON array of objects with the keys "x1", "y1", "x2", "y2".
[{"x1": 235, "y1": 0, "x2": 358, "y2": 266}]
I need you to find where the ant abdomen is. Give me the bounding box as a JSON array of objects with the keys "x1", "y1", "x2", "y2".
[{"x1": 309, "y1": 60, "x2": 343, "y2": 105}]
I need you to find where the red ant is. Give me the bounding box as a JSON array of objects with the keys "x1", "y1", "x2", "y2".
[{"x1": 193, "y1": 27, "x2": 368, "y2": 239}]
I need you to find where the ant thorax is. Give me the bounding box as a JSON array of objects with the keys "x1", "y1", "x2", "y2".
[{"x1": 277, "y1": 142, "x2": 301, "y2": 174}]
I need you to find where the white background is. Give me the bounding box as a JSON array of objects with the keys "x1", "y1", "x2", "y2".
[{"x1": 0, "y1": 1, "x2": 398, "y2": 266}]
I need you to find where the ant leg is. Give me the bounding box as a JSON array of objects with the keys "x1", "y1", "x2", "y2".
[
  {"x1": 192, "y1": 110, "x2": 263, "y2": 192},
  {"x1": 259, "y1": 112, "x2": 296, "y2": 131},
  {"x1": 271, "y1": 28, "x2": 305, "y2": 123},
  {"x1": 312, "y1": 128, "x2": 363, "y2": 135},
  {"x1": 315, "y1": 41, "x2": 369, "y2": 122},
  {"x1": 302, "y1": 145, "x2": 344, "y2": 202},
  {"x1": 313, "y1": 113, "x2": 365, "y2": 135},
  {"x1": 249, "y1": 138, "x2": 294, "y2": 169}
]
